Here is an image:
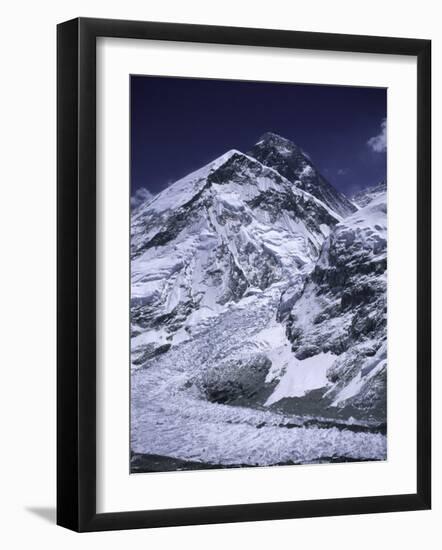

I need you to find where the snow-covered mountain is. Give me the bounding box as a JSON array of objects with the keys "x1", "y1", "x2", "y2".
[
  {"x1": 249, "y1": 133, "x2": 357, "y2": 218},
  {"x1": 131, "y1": 148, "x2": 340, "y2": 354},
  {"x1": 282, "y1": 193, "x2": 387, "y2": 421},
  {"x1": 351, "y1": 180, "x2": 387, "y2": 208},
  {"x1": 130, "y1": 134, "x2": 387, "y2": 471}
]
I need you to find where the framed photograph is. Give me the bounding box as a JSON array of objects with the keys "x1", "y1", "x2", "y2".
[{"x1": 57, "y1": 17, "x2": 431, "y2": 532}]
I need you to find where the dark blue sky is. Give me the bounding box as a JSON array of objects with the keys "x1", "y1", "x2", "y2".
[{"x1": 131, "y1": 76, "x2": 386, "y2": 197}]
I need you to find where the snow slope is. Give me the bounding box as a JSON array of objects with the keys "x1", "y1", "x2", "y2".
[{"x1": 351, "y1": 180, "x2": 387, "y2": 208}]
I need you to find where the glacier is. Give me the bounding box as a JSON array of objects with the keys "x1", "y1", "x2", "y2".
[{"x1": 130, "y1": 133, "x2": 387, "y2": 472}]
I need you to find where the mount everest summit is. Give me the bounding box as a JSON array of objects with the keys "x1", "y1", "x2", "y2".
[{"x1": 130, "y1": 132, "x2": 387, "y2": 471}]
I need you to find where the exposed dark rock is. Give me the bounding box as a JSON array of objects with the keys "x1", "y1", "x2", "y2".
[
  {"x1": 248, "y1": 132, "x2": 356, "y2": 218},
  {"x1": 132, "y1": 343, "x2": 172, "y2": 366},
  {"x1": 197, "y1": 354, "x2": 272, "y2": 406}
]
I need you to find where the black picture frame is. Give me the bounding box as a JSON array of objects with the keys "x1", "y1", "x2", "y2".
[{"x1": 57, "y1": 17, "x2": 431, "y2": 532}]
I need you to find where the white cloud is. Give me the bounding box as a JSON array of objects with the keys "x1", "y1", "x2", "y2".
[
  {"x1": 367, "y1": 119, "x2": 387, "y2": 153},
  {"x1": 131, "y1": 187, "x2": 153, "y2": 209},
  {"x1": 337, "y1": 168, "x2": 348, "y2": 176}
]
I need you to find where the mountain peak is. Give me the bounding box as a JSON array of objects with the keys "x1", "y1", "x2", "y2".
[
  {"x1": 257, "y1": 131, "x2": 288, "y2": 142},
  {"x1": 213, "y1": 148, "x2": 242, "y2": 162},
  {"x1": 255, "y1": 132, "x2": 301, "y2": 152},
  {"x1": 250, "y1": 133, "x2": 307, "y2": 164},
  {"x1": 248, "y1": 133, "x2": 356, "y2": 218}
]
